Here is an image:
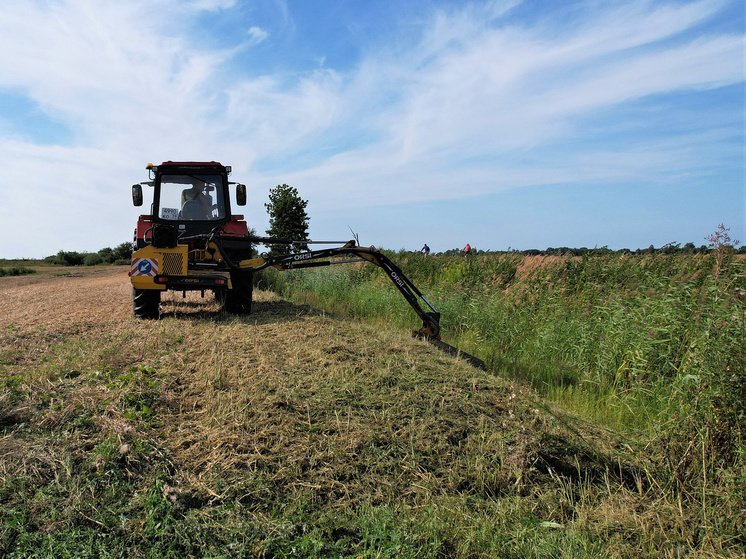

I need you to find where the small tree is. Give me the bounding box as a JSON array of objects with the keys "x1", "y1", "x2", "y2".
[
  {"x1": 264, "y1": 184, "x2": 310, "y2": 255},
  {"x1": 111, "y1": 242, "x2": 133, "y2": 263}
]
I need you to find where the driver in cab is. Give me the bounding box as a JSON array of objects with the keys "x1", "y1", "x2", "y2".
[{"x1": 181, "y1": 182, "x2": 217, "y2": 218}]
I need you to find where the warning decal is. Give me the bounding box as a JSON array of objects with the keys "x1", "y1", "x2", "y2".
[{"x1": 131, "y1": 258, "x2": 158, "y2": 277}]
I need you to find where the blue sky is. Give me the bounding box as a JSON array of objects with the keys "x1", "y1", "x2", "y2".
[{"x1": 0, "y1": 0, "x2": 743, "y2": 258}]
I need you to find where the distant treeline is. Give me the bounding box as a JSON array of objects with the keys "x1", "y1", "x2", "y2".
[
  {"x1": 436, "y1": 241, "x2": 746, "y2": 257},
  {"x1": 44, "y1": 242, "x2": 133, "y2": 266},
  {"x1": 23, "y1": 236, "x2": 746, "y2": 266}
]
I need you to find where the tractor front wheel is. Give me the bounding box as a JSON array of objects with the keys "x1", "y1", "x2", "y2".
[{"x1": 133, "y1": 287, "x2": 161, "y2": 319}]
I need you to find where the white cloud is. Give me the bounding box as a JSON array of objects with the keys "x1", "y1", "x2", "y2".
[
  {"x1": 247, "y1": 26, "x2": 269, "y2": 45},
  {"x1": 0, "y1": 0, "x2": 742, "y2": 257},
  {"x1": 252, "y1": 1, "x2": 742, "y2": 211},
  {"x1": 379, "y1": 1, "x2": 742, "y2": 165},
  {"x1": 184, "y1": 0, "x2": 237, "y2": 11}
]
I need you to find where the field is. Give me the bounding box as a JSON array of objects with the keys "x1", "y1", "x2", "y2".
[
  {"x1": 1, "y1": 258, "x2": 744, "y2": 558},
  {"x1": 262, "y1": 249, "x2": 746, "y2": 556}
]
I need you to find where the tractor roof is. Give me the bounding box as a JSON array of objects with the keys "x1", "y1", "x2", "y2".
[
  {"x1": 147, "y1": 161, "x2": 231, "y2": 174},
  {"x1": 160, "y1": 161, "x2": 223, "y2": 167}
]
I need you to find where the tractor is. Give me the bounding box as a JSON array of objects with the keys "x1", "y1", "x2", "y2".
[
  {"x1": 130, "y1": 161, "x2": 255, "y2": 318},
  {"x1": 130, "y1": 161, "x2": 483, "y2": 367}
]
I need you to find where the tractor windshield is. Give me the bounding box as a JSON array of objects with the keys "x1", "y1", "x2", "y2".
[{"x1": 158, "y1": 174, "x2": 226, "y2": 221}]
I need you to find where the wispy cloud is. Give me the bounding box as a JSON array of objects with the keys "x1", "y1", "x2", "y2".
[
  {"x1": 187, "y1": 0, "x2": 237, "y2": 10},
  {"x1": 246, "y1": 26, "x2": 269, "y2": 45},
  {"x1": 267, "y1": 0, "x2": 742, "y2": 208},
  {"x1": 0, "y1": 0, "x2": 742, "y2": 256}
]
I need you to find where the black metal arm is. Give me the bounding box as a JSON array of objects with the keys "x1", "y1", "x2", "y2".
[{"x1": 222, "y1": 239, "x2": 441, "y2": 339}]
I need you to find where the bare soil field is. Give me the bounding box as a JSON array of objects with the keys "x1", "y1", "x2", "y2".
[{"x1": 0, "y1": 267, "x2": 132, "y2": 331}]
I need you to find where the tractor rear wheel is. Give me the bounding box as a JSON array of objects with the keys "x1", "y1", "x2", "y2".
[
  {"x1": 133, "y1": 287, "x2": 161, "y2": 319},
  {"x1": 223, "y1": 271, "x2": 253, "y2": 314}
]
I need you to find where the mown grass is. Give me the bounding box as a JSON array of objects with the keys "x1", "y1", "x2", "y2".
[
  {"x1": 4, "y1": 276, "x2": 733, "y2": 558},
  {"x1": 0, "y1": 293, "x2": 624, "y2": 558},
  {"x1": 262, "y1": 249, "x2": 746, "y2": 557}
]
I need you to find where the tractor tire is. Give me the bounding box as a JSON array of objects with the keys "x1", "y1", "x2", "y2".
[
  {"x1": 223, "y1": 271, "x2": 253, "y2": 314},
  {"x1": 133, "y1": 287, "x2": 161, "y2": 319}
]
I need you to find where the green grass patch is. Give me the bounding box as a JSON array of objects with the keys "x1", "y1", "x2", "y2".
[{"x1": 0, "y1": 266, "x2": 36, "y2": 277}]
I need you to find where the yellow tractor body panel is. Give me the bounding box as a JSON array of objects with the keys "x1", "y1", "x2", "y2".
[{"x1": 130, "y1": 245, "x2": 188, "y2": 290}]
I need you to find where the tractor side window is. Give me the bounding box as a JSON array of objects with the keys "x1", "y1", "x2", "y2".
[{"x1": 158, "y1": 175, "x2": 225, "y2": 221}]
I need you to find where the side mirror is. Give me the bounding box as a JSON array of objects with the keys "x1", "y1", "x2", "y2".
[
  {"x1": 132, "y1": 184, "x2": 143, "y2": 206},
  {"x1": 236, "y1": 183, "x2": 246, "y2": 206}
]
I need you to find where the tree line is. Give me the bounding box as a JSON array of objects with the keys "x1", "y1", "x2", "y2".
[
  {"x1": 46, "y1": 238, "x2": 744, "y2": 267},
  {"x1": 44, "y1": 243, "x2": 133, "y2": 266},
  {"x1": 435, "y1": 242, "x2": 745, "y2": 258}
]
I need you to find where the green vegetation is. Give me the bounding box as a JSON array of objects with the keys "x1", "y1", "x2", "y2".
[
  {"x1": 264, "y1": 184, "x2": 310, "y2": 255},
  {"x1": 263, "y1": 244, "x2": 745, "y2": 556},
  {"x1": 0, "y1": 266, "x2": 36, "y2": 277},
  {"x1": 3, "y1": 288, "x2": 656, "y2": 558},
  {"x1": 1, "y1": 226, "x2": 744, "y2": 557},
  {"x1": 43, "y1": 242, "x2": 133, "y2": 267}
]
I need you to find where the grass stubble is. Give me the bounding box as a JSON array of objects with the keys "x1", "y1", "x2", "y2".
[{"x1": 0, "y1": 266, "x2": 742, "y2": 557}]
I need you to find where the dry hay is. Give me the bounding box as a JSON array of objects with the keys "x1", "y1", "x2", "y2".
[
  {"x1": 0, "y1": 266, "x2": 264, "y2": 332},
  {"x1": 157, "y1": 314, "x2": 540, "y2": 507}
]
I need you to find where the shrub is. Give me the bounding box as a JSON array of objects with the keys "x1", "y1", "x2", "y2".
[
  {"x1": 43, "y1": 243, "x2": 133, "y2": 266},
  {"x1": 111, "y1": 242, "x2": 133, "y2": 262},
  {"x1": 47, "y1": 250, "x2": 85, "y2": 266},
  {"x1": 97, "y1": 247, "x2": 115, "y2": 263},
  {"x1": 0, "y1": 265, "x2": 36, "y2": 277},
  {"x1": 84, "y1": 253, "x2": 104, "y2": 266}
]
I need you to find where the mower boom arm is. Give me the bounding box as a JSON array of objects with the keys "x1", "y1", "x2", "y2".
[{"x1": 233, "y1": 240, "x2": 441, "y2": 339}]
